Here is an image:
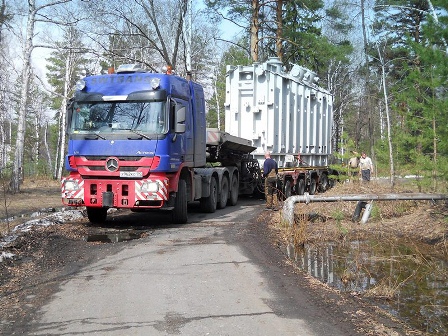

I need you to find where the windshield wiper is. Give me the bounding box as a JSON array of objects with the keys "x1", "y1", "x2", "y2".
[
  {"x1": 84, "y1": 133, "x2": 106, "y2": 140},
  {"x1": 129, "y1": 129, "x2": 151, "y2": 140}
]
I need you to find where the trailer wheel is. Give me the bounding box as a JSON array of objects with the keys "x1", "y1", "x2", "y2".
[
  {"x1": 309, "y1": 178, "x2": 317, "y2": 195},
  {"x1": 200, "y1": 177, "x2": 217, "y2": 213},
  {"x1": 172, "y1": 179, "x2": 188, "y2": 224},
  {"x1": 87, "y1": 207, "x2": 108, "y2": 224},
  {"x1": 297, "y1": 179, "x2": 305, "y2": 195},
  {"x1": 229, "y1": 174, "x2": 239, "y2": 206},
  {"x1": 284, "y1": 180, "x2": 292, "y2": 199},
  {"x1": 319, "y1": 174, "x2": 329, "y2": 192},
  {"x1": 218, "y1": 176, "x2": 229, "y2": 209}
]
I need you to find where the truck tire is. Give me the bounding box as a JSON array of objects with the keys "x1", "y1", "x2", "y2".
[
  {"x1": 297, "y1": 179, "x2": 305, "y2": 195},
  {"x1": 283, "y1": 180, "x2": 292, "y2": 200},
  {"x1": 200, "y1": 177, "x2": 217, "y2": 213},
  {"x1": 309, "y1": 178, "x2": 317, "y2": 195},
  {"x1": 229, "y1": 174, "x2": 239, "y2": 206},
  {"x1": 87, "y1": 207, "x2": 108, "y2": 224},
  {"x1": 218, "y1": 176, "x2": 229, "y2": 209},
  {"x1": 172, "y1": 179, "x2": 188, "y2": 224}
]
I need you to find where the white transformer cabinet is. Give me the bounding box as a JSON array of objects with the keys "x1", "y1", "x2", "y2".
[{"x1": 225, "y1": 57, "x2": 333, "y2": 168}]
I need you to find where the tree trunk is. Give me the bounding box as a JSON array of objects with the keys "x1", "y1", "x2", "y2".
[
  {"x1": 426, "y1": 0, "x2": 447, "y2": 54},
  {"x1": 56, "y1": 51, "x2": 71, "y2": 180},
  {"x1": 43, "y1": 122, "x2": 53, "y2": 176},
  {"x1": 432, "y1": 116, "x2": 437, "y2": 191},
  {"x1": 275, "y1": 0, "x2": 283, "y2": 61},
  {"x1": 34, "y1": 114, "x2": 39, "y2": 170},
  {"x1": 250, "y1": 0, "x2": 260, "y2": 62},
  {"x1": 11, "y1": 1, "x2": 36, "y2": 193},
  {"x1": 378, "y1": 44, "x2": 395, "y2": 187},
  {"x1": 54, "y1": 101, "x2": 63, "y2": 179}
]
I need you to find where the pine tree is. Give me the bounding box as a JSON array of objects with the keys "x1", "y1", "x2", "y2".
[{"x1": 373, "y1": 0, "x2": 448, "y2": 188}]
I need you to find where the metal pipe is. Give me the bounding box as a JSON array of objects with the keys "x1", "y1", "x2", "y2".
[
  {"x1": 361, "y1": 202, "x2": 373, "y2": 224},
  {"x1": 282, "y1": 192, "x2": 448, "y2": 226}
]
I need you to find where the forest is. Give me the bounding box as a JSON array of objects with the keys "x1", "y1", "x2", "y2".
[{"x1": 0, "y1": 0, "x2": 447, "y2": 192}]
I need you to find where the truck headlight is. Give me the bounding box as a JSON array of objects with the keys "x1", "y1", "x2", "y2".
[
  {"x1": 140, "y1": 181, "x2": 159, "y2": 193},
  {"x1": 64, "y1": 180, "x2": 80, "y2": 191}
]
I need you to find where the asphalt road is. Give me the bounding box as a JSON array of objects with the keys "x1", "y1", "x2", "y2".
[{"x1": 26, "y1": 198, "x2": 357, "y2": 336}]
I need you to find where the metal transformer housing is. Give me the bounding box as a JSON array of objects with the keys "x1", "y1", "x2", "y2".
[{"x1": 225, "y1": 57, "x2": 334, "y2": 168}]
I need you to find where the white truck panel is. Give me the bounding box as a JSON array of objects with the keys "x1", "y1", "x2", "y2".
[{"x1": 225, "y1": 57, "x2": 333, "y2": 167}]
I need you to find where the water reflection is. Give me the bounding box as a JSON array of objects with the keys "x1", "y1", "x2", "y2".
[
  {"x1": 86, "y1": 232, "x2": 141, "y2": 243},
  {"x1": 286, "y1": 240, "x2": 448, "y2": 334}
]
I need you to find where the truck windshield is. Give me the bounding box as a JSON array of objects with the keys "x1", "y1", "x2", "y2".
[{"x1": 70, "y1": 101, "x2": 167, "y2": 134}]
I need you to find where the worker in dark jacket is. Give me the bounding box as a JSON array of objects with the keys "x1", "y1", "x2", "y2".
[{"x1": 263, "y1": 151, "x2": 278, "y2": 209}]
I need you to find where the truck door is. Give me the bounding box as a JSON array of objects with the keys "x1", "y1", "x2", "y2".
[{"x1": 172, "y1": 99, "x2": 193, "y2": 165}]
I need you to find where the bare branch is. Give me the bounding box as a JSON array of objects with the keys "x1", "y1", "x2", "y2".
[{"x1": 35, "y1": 0, "x2": 72, "y2": 12}]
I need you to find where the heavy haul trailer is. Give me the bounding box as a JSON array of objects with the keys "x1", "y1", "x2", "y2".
[
  {"x1": 225, "y1": 57, "x2": 337, "y2": 197},
  {"x1": 61, "y1": 64, "x2": 261, "y2": 224}
]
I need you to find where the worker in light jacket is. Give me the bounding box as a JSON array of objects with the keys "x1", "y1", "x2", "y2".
[
  {"x1": 359, "y1": 152, "x2": 373, "y2": 182},
  {"x1": 348, "y1": 151, "x2": 359, "y2": 179},
  {"x1": 263, "y1": 151, "x2": 278, "y2": 209}
]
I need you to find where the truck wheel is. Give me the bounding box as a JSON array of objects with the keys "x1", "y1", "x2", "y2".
[
  {"x1": 309, "y1": 178, "x2": 317, "y2": 195},
  {"x1": 218, "y1": 176, "x2": 229, "y2": 209},
  {"x1": 297, "y1": 179, "x2": 305, "y2": 195},
  {"x1": 172, "y1": 179, "x2": 188, "y2": 224},
  {"x1": 200, "y1": 177, "x2": 217, "y2": 213},
  {"x1": 87, "y1": 207, "x2": 108, "y2": 224},
  {"x1": 284, "y1": 180, "x2": 292, "y2": 200},
  {"x1": 229, "y1": 174, "x2": 239, "y2": 206}
]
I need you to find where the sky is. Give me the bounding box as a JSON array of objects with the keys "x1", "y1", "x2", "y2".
[{"x1": 29, "y1": 0, "x2": 241, "y2": 90}]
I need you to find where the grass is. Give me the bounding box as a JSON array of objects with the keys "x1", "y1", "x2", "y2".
[{"x1": 0, "y1": 177, "x2": 61, "y2": 236}]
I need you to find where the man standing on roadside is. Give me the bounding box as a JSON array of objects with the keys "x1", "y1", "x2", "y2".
[
  {"x1": 359, "y1": 152, "x2": 374, "y2": 182},
  {"x1": 348, "y1": 151, "x2": 359, "y2": 179},
  {"x1": 263, "y1": 151, "x2": 278, "y2": 209}
]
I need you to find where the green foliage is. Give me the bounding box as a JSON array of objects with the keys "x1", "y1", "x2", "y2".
[
  {"x1": 330, "y1": 132, "x2": 360, "y2": 179},
  {"x1": 206, "y1": 42, "x2": 251, "y2": 129},
  {"x1": 368, "y1": 1, "x2": 448, "y2": 188},
  {"x1": 332, "y1": 209, "x2": 345, "y2": 222},
  {"x1": 390, "y1": 39, "x2": 448, "y2": 186},
  {"x1": 278, "y1": 1, "x2": 353, "y2": 75},
  {"x1": 333, "y1": 210, "x2": 348, "y2": 235},
  {"x1": 369, "y1": 203, "x2": 381, "y2": 221},
  {"x1": 46, "y1": 26, "x2": 89, "y2": 111},
  {"x1": 205, "y1": 0, "x2": 352, "y2": 80}
]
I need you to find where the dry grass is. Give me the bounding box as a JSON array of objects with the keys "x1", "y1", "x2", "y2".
[
  {"x1": 0, "y1": 178, "x2": 61, "y2": 236},
  {"x1": 271, "y1": 180, "x2": 448, "y2": 247}
]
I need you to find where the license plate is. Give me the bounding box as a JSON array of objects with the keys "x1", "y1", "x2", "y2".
[{"x1": 120, "y1": 171, "x2": 143, "y2": 178}]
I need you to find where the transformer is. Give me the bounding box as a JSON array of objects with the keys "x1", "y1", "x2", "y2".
[{"x1": 225, "y1": 57, "x2": 333, "y2": 168}]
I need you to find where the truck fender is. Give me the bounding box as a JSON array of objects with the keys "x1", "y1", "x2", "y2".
[
  {"x1": 168, "y1": 164, "x2": 194, "y2": 201},
  {"x1": 194, "y1": 168, "x2": 219, "y2": 198}
]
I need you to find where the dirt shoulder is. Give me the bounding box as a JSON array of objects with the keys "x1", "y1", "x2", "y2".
[
  {"x1": 0, "y1": 179, "x2": 62, "y2": 236},
  {"x1": 275, "y1": 181, "x2": 448, "y2": 246}
]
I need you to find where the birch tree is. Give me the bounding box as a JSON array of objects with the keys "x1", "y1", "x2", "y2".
[
  {"x1": 0, "y1": 0, "x2": 13, "y2": 170},
  {"x1": 46, "y1": 25, "x2": 88, "y2": 180},
  {"x1": 10, "y1": 0, "x2": 72, "y2": 193},
  {"x1": 376, "y1": 42, "x2": 395, "y2": 186}
]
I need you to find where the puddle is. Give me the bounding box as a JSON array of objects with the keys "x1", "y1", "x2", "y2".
[
  {"x1": 86, "y1": 232, "x2": 142, "y2": 243},
  {"x1": 285, "y1": 240, "x2": 448, "y2": 334}
]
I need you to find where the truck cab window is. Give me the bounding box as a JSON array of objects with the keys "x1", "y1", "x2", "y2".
[{"x1": 71, "y1": 101, "x2": 167, "y2": 134}]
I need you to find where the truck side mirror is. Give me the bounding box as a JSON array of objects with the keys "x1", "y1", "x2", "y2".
[{"x1": 175, "y1": 106, "x2": 186, "y2": 133}]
